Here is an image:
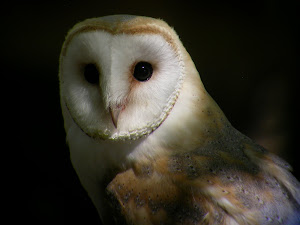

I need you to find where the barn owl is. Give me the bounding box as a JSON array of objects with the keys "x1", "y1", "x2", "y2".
[{"x1": 59, "y1": 15, "x2": 300, "y2": 224}]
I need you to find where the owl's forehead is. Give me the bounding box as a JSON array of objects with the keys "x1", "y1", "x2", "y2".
[{"x1": 62, "y1": 15, "x2": 178, "y2": 56}]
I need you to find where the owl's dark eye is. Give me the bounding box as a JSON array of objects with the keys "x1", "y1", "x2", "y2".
[
  {"x1": 84, "y1": 63, "x2": 99, "y2": 84},
  {"x1": 133, "y1": 62, "x2": 153, "y2": 82}
]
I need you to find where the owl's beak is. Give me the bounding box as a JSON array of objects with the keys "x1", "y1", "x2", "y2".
[{"x1": 109, "y1": 106, "x2": 121, "y2": 128}]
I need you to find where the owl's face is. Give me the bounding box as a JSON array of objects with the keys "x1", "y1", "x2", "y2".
[{"x1": 59, "y1": 15, "x2": 185, "y2": 140}]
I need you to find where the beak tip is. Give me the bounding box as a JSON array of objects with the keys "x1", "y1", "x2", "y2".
[{"x1": 109, "y1": 107, "x2": 120, "y2": 129}]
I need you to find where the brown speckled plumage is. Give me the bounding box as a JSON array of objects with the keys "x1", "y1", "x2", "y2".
[{"x1": 105, "y1": 126, "x2": 300, "y2": 224}]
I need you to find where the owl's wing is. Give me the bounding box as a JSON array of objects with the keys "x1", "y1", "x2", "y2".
[{"x1": 105, "y1": 129, "x2": 300, "y2": 225}]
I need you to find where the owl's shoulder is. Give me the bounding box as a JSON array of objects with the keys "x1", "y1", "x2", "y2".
[{"x1": 105, "y1": 129, "x2": 300, "y2": 224}]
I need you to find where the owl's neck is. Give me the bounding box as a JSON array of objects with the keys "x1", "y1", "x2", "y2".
[{"x1": 127, "y1": 96, "x2": 230, "y2": 162}]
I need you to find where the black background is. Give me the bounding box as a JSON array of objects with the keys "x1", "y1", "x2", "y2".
[{"x1": 6, "y1": 1, "x2": 298, "y2": 224}]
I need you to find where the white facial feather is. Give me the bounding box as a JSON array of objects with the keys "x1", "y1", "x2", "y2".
[{"x1": 60, "y1": 28, "x2": 184, "y2": 140}]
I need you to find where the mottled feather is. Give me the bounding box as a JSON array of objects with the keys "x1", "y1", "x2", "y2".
[{"x1": 106, "y1": 126, "x2": 300, "y2": 225}]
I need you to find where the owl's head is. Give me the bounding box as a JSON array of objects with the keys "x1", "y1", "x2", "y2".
[{"x1": 59, "y1": 15, "x2": 208, "y2": 141}]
